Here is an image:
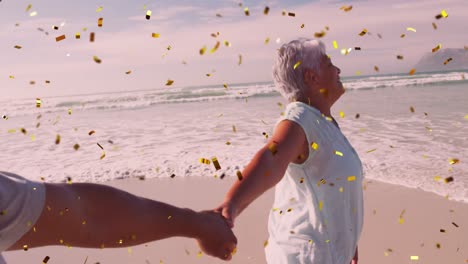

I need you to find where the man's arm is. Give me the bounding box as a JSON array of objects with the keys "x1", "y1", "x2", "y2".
[
  {"x1": 8, "y1": 183, "x2": 237, "y2": 260},
  {"x1": 216, "y1": 120, "x2": 307, "y2": 227}
]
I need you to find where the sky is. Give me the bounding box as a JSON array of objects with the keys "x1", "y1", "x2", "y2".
[{"x1": 0, "y1": 0, "x2": 467, "y2": 100}]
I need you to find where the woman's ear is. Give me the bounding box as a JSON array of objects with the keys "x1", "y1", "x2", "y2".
[{"x1": 303, "y1": 69, "x2": 316, "y2": 86}]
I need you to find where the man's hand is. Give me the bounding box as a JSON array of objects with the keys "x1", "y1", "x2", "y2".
[
  {"x1": 195, "y1": 211, "x2": 237, "y2": 261},
  {"x1": 350, "y1": 246, "x2": 358, "y2": 264},
  {"x1": 214, "y1": 201, "x2": 238, "y2": 228}
]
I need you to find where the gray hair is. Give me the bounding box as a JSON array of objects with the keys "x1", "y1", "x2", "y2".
[{"x1": 272, "y1": 38, "x2": 326, "y2": 102}]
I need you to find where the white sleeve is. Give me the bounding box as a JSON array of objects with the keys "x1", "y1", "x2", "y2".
[{"x1": 0, "y1": 172, "x2": 46, "y2": 252}]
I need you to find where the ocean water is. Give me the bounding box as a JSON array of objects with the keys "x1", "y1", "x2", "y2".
[{"x1": 1, "y1": 71, "x2": 467, "y2": 203}]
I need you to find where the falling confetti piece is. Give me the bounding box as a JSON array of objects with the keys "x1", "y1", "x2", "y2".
[
  {"x1": 90, "y1": 32, "x2": 95, "y2": 42},
  {"x1": 268, "y1": 143, "x2": 278, "y2": 155},
  {"x1": 98, "y1": 18, "x2": 103, "y2": 27},
  {"x1": 100, "y1": 151, "x2": 106, "y2": 160},
  {"x1": 55, "y1": 35, "x2": 66, "y2": 42},
  {"x1": 444, "y1": 176, "x2": 454, "y2": 183},
  {"x1": 212, "y1": 157, "x2": 221, "y2": 170},
  {"x1": 125, "y1": 70, "x2": 132, "y2": 74},
  {"x1": 236, "y1": 170, "x2": 243, "y2": 181},
  {"x1": 293, "y1": 61, "x2": 302, "y2": 70},
  {"x1": 400, "y1": 34, "x2": 406, "y2": 38},
  {"x1": 314, "y1": 31, "x2": 326, "y2": 38},
  {"x1": 452, "y1": 222, "x2": 459, "y2": 227},
  {"x1": 73, "y1": 144, "x2": 80, "y2": 151},
  {"x1": 288, "y1": 12, "x2": 295, "y2": 17},
  {"x1": 14, "y1": 45, "x2": 22, "y2": 49},
  {"x1": 96, "y1": 6, "x2": 103, "y2": 12},
  {"x1": 347, "y1": 176, "x2": 356, "y2": 181},
  {"x1": 332, "y1": 40, "x2": 338, "y2": 49},
  {"x1": 449, "y1": 158, "x2": 459, "y2": 164},
  {"x1": 264, "y1": 6, "x2": 270, "y2": 15},
  {"x1": 97, "y1": 142, "x2": 104, "y2": 150},
  {"x1": 152, "y1": 33, "x2": 160, "y2": 38},
  {"x1": 26, "y1": 4, "x2": 32, "y2": 12},
  {"x1": 339, "y1": 111, "x2": 345, "y2": 118},
  {"x1": 199, "y1": 46, "x2": 206, "y2": 55},
  {"x1": 146, "y1": 10, "x2": 152, "y2": 20},
  {"x1": 374, "y1": 66, "x2": 380, "y2": 72},
  {"x1": 238, "y1": 54, "x2": 242, "y2": 65},
  {"x1": 410, "y1": 256, "x2": 419, "y2": 260},
  {"x1": 397, "y1": 55, "x2": 404, "y2": 60},
  {"x1": 334, "y1": 150, "x2": 343, "y2": 156},
  {"x1": 43, "y1": 256, "x2": 50, "y2": 263},
  {"x1": 210, "y1": 41, "x2": 220, "y2": 53},
  {"x1": 88, "y1": 130, "x2": 95, "y2": 136},
  {"x1": 358, "y1": 29, "x2": 367, "y2": 36},
  {"x1": 355, "y1": 113, "x2": 360, "y2": 119},
  {"x1": 30, "y1": 11, "x2": 37, "y2": 17},
  {"x1": 432, "y1": 22, "x2": 437, "y2": 30},
  {"x1": 55, "y1": 135, "x2": 61, "y2": 144},
  {"x1": 319, "y1": 200, "x2": 323, "y2": 211},
  {"x1": 23, "y1": 245, "x2": 28, "y2": 251},
  {"x1": 432, "y1": 44, "x2": 442, "y2": 52},
  {"x1": 339, "y1": 187, "x2": 344, "y2": 192},
  {"x1": 366, "y1": 149, "x2": 377, "y2": 153},
  {"x1": 311, "y1": 142, "x2": 319, "y2": 150},
  {"x1": 53, "y1": 26, "x2": 59, "y2": 30},
  {"x1": 340, "y1": 5, "x2": 352, "y2": 12},
  {"x1": 244, "y1": 7, "x2": 249, "y2": 16},
  {"x1": 407, "y1": 27, "x2": 417, "y2": 32},
  {"x1": 340, "y1": 48, "x2": 352, "y2": 55},
  {"x1": 93, "y1": 56, "x2": 102, "y2": 63},
  {"x1": 36, "y1": 98, "x2": 41, "y2": 108},
  {"x1": 2, "y1": 115, "x2": 8, "y2": 120},
  {"x1": 20, "y1": 128, "x2": 27, "y2": 135},
  {"x1": 409, "y1": 68, "x2": 416, "y2": 75},
  {"x1": 165, "y1": 79, "x2": 174, "y2": 86},
  {"x1": 300, "y1": 24, "x2": 305, "y2": 28},
  {"x1": 443, "y1": 58, "x2": 452, "y2": 65}
]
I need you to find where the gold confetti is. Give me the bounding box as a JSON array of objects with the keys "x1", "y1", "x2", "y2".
[
  {"x1": 410, "y1": 106, "x2": 415, "y2": 113},
  {"x1": 366, "y1": 148, "x2": 377, "y2": 153},
  {"x1": 21, "y1": 128, "x2": 27, "y2": 135},
  {"x1": 317, "y1": 179, "x2": 326, "y2": 186},
  {"x1": 407, "y1": 27, "x2": 417, "y2": 32},
  {"x1": 334, "y1": 150, "x2": 343, "y2": 156},
  {"x1": 2, "y1": 115, "x2": 8, "y2": 120},
  {"x1": 210, "y1": 41, "x2": 220, "y2": 53},
  {"x1": 36, "y1": 98, "x2": 42, "y2": 108},
  {"x1": 146, "y1": 10, "x2": 152, "y2": 20},
  {"x1": 125, "y1": 70, "x2": 132, "y2": 74},
  {"x1": 443, "y1": 58, "x2": 452, "y2": 65},
  {"x1": 288, "y1": 12, "x2": 295, "y2": 17},
  {"x1": 410, "y1": 256, "x2": 419, "y2": 260},
  {"x1": 268, "y1": 143, "x2": 278, "y2": 155},
  {"x1": 56, "y1": 35, "x2": 66, "y2": 42},
  {"x1": 93, "y1": 56, "x2": 102, "y2": 63},
  {"x1": 55, "y1": 134, "x2": 61, "y2": 144},
  {"x1": 236, "y1": 170, "x2": 243, "y2": 181},
  {"x1": 300, "y1": 24, "x2": 305, "y2": 28},
  {"x1": 23, "y1": 245, "x2": 28, "y2": 251},
  {"x1": 96, "y1": 6, "x2": 103, "y2": 12},
  {"x1": 397, "y1": 55, "x2": 404, "y2": 60},
  {"x1": 264, "y1": 6, "x2": 270, "y2": 15},
  {"x1": 314, "y1": 31, "x2": 326, "y2": 38},
  {"x1": 74, "y1": 32, "x2": 80, "y2": 39},
  {"x1": 30, "y1": 11, "x2": 37, "y2": 17},
  {"x1": 244, "y1": 7, "x2": 249, "y2": 16},
  {"x1": 347, "y1": 176, "x2": 356, "y2": 181},
  {"x1": 293, "y1": 61, "x2": 302, "y2": 70},
  {"x1": 165, "y1": 79, "x2": 174, "y2": 86},
  {"x1": 332, "y1": 40, "x2": 338, "y2": 49},
  {"x1": 88, "y1": 130, "x2": 95, "y2": 136},
  {"x1": 374, "y1": 66, "x2": 380, "y2": 72},
  {"x1": 100, "y1": 151, "x2": 106, "y2": 160},
  {"x1": 9, "y1": 75, "x2": 14, "y2": 79},
  {"x1": 339, "y1": 111, "x2": 345, "y2": 118},
  {"x1": 197, "y1": 251, "x2": 203, "y2": 257},
  {"x1": 319, "y1": 200, "x2": 323, "y2": 211},
  {"x1": 340, "y1": 5, "x2": 353, "y2": 12},
  {"x1": 199, "y1": 46, "x2": 206, "y2": 55},
  {"x1": 97, "y1": 142, "x2": 104, "y2": 150},
  {"x1": 340, "y1": 48, "x2": 352, "y2": 55},
  {"x1": 264, "y1": 37, "x2": 270, "y2": 44},
  {"x1": 212, "y1": 157, "x2": 221, "y2": 170},
  {"x1": 43, "y1": 256, "x2": 50, "y2": 263},
  {"x1": 444, "y1": 176, "x2": 454, "y2": 183},
  {"x1": 152, "y1": 33, "x2": 160, "y2": 38},
  {"x1": 90, "y1": 32, "x2": 95, "y2": 42},
  {"x1": 311, "y1": 142, "x2": 319, "y2": 150},
  {"x1": 14, "y1": 45, "x2": 22, "y2": 49},
  {"x1": 432, "y1": 44, "x2": 442, "y2": 52},
  {"x1": 358, "y1": 29, "x2": 367, "y2": 36},
  {"x1": 26, "y1": 4, "x2": 32, "y2": 12},
  {"x1": 432, "y1": 22, "x2": 437, "y2": 30},
  {"x1": 400, "y1": 34, "x2": 406, "y2": 38},
  {"x1": 409, "y1": 68, "x2": 416, "y2": 75},
  {"x1": 452, "y1": 222, "x2": 459, "y2": 227},
  {"x1": 464, "y1": 114, "x2": 468, "y2": 119},
  {"x1": 238, "y1": 54, "x2": 242, "y2": 65},
  {"x1": 97, "y1": 18, "x2": 103, "y2": 27},
  {"x1": 73, "y1": 144, "x2": 80, "y2": 151}
]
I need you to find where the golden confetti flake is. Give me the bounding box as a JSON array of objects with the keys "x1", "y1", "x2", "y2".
[
  {"x1": 88, "y1": 130, "x2": 95, "y2": 135},
  {"x1": 43, "y1": 256, "x2": 50, "y2": 263},
  {"x1": 30, "y1": 11, "x2": 38, "y2": 17},
  {"x1": 409, "y1": 68, "x2": 416, "y2": 75},
  {"x1": 23, "y1": 245, "x2": 28, "y2": 251},
  {"x1": 332, "y1": 40, "x2": 338, "y2": 49},
  {"x1": 263, "y1": 6, "x2": 270, "y2": 15},
  {"x1": 314, "y1": 31, "x2": 326, "y2": 38},
  {"x1": 165, "y1": 79, "x2": 174, "y2": 86},
  {"x1": 210, "y1": 41, "x2": 220, "y2": 53},
  {"x1": 432, "y1": 44, "x2": 442, "y2": 53},
  {"x1": 211, "y1": 157, "x2": 221, "y2": 170},
  {"x1": 244, "y1": 7, "x2": 250, "y2": 16},
  {"x1": 197, "y1": 251, "x2": 203, "y2": 257},
  {"x1": 14, "y1": 45, "x2": 22, "y2": 49},
  {"x1": 300, "y1": 24, "x2": 305, "y2": 28},
  {"x1": 310, "y1": 142, "x2": 319, "y2": 150},
  {"x1": 432, "y1": 22, "x2": 437, "y2": 30},
  {"x1": 97, "y1": 142, "x2": 104, "y2": 150},
  {"x1": 96, "y1": 6, "x2": 103, "y2": 12},
  {"x1": 2, "y1": 115, "x2": 8, "y2": 120},
  {"x1": 93, "y1": 56, "x2": 102, "y2": 63},
  {"x1": 125, "y1": 70, "x2": 132, "y2": 74},
  {"x1": 334, "y1": 150, "x2": 343, "y2": 156},
  {"x1": 397, "y1": 55, "x2": 404, "y2": 60},
  {"x1": 400, "y1": 34, "x2": 406, "y2": 38},
  {"x1": 100, "y1": 151, "x2": 106, "y2": 160},
  {"x1": 374, "y1": 65, "x2": 380, "y2": 72},
  {"x1": 8, "y1": 129, "x2": 16, "y2": 133},
  {"x1": 36, "y1": 98, "x2": 42, "y2": 108},
  {"x1": 340, "y1": 48, "x2": 352, "y2": 55},
  {"x1": 26, "y1": 4, "x2": 32, "y2": 12},
  {"x1": 410, "y1": 256, "x2": 419, "y2": 260},
  {"x1": 434, "y1": 175, "x2": 441, "y2": 182},
  {"x1": 97, "y1": 17, "x2": 103, "y2": 27},
  {"x1": 236, "y1": 170, "x2": 243, "y2": 181},
  {"x1": 339, "y1": 111, "x2": 345, "y2": 118},
  {"x1": 444, "y1": 176, "x2": 454, "y2": 183},
  {"x1": 340, "y1": 5, "x2": 353, "y2": 12},
  {"x1": 293, "y1": 61, "x2": 302, "y2": 70},
  {"x1": 199, "y1": 46, "x2": 206, "y2": 55},
  {"x1": 265, "y1": 37, "x2": 270, "y2": 44},
  {"x1": 464, "y1": 114, "x2": 468, "y2": 119},
  {"x1": 90, "y1": 32, "x2": 95, "y2": 42},
  {"x1": 152, "y1": 33, "x2": 160, "y2": 38},
  {"x1": 318, "y1": 200, "x2": 323, "y2": 211},
  {"x1": 146, "y1": 10, "x2": 152, "y2": 20},
  {"x1": 358, "y1": 29, "x2": 367, "y2": 36},
  {"x1": 407, "y1": 27, "x2": 417, "y2": 32},
  {"x1": 55, "y1": 134, "x2": 61, "y2": 144},
  {"x1": 443, "y1": 58, "x2": 452, "y2": 65},
  {"x1": 199, "y1": 158, "x2": 210, "y2": 165},
  {"x1": 20, "y1": 128, "x2": 27, "y2": 135},
  {"x1": 73, "y1": 144, "x2": 80, "y2": 151},
  {"x1": 288, "y1": 12, "x2": 295, "y2": 17},
  {"x1": 268, "y1": 143, "x2": 278, "y2": 155},
  {"x1": 347, "y1": 176, "x2": 356, "y2": 181},
  {"x1": 366, "y1": 148, "x2": 377, "y2": 153},
  {"x1": 56, "y1": 35, "x2": 66, "y2": 42},
  {"x1": 238, "y1": 54, "x2": 242, "y2": 65},
  {"x1": 410, "y1": 106, "x2": 415, "y2": 113}
]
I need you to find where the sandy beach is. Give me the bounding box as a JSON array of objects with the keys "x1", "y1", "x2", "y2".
[{"x1": 3, "y1": 177, "x2": 467, "y2": 264}]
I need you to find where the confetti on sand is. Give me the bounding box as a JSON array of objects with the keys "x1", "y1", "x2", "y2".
[
  {"x1": 165, "y1": 79, "x2": 174, "y2": 86},
  {"x1": 36, "y1": 98, "x2": 42, "y2": 108},
  {"x1": 448, "y1": 158, "x2": 459, "y2": 164},
  {"x1": 212, "y1": 157, "x2": 221, "y2": 170}
]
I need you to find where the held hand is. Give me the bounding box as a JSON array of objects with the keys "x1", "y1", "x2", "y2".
[
  {"x1": 214, "y1": 201, "x2": 238, "y2": 228},
  {"x1": 350, "y1": 246, "x2": 358, "y2": 264},
  {"x1": 196, "y1": 210, "x2": 238, "y2": 261}
]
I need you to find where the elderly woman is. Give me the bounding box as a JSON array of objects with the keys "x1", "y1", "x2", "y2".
[{"x1": 216, "y1": 38, "x2": 363, "y2": 264}]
